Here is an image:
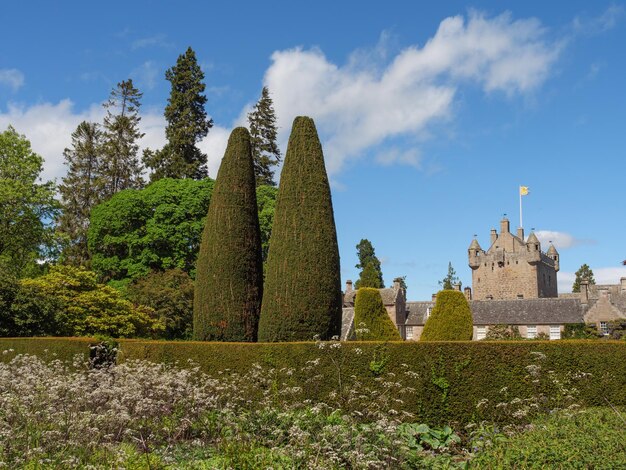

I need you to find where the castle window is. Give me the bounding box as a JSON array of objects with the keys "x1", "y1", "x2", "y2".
[
  {"x1": 549, "y1": 326, "x2": 561, "y2": 340},
  {"x1": 535, "y1": 244, "x2": 539, "y2": 250},
  {"x1": 476, "y1": 251, "x2": 480, "y2": 256},
  {"x1": 600, "y1": 322, "x2": 609, "y2": 336},
  {"x1": 406, "y1": 326, "x2": 414, "y2": 340},
  {"x1": 425, "y1": 307, "x2": 431, "y2": 320},
  {"x1": 526, "y1": 325, "x2": 537, "y2": 339},
  {"x1": 486, "y1": 295, "x2": 493, "y2": 300},
  {"x1": 516, "y1": 261, "x2": 518, "y2": 264},
  {"x1": 476, "y1": 326, "x2": 486, "y2": 340},
  {"x1": 517, "y1": 294, "x2": 524, "y2": 299}
]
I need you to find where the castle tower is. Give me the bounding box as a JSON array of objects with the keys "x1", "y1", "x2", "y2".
[{"x1": 468, "y1": 217, "x2": 559, "y2": 300}]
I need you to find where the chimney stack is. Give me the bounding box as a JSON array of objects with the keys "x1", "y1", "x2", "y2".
[
  {"x1": 500, "y1": 217, "x2": 510, "y2": 234},
  {"x1": 431, "y1": 293, "x2": 437, "y2": 302},
  {"x1": 621, "y1": 277, "x2": 626, "y2": 294},
  {"x1": 490, "y1": 229, "x2": 498, "y2": 245},
  {"x1": 464, "y1": 286, "x2": 472, "y2": 301},
  {"x1": 393, "y1": 277, "x2": 403, "y2": 291},
  {"x1": 453, "y1": 283, "x2": 461, "y2": 292},
  {"x1": 580, "y1": 279, "x2": 589, "y2": 304},
  {"x1": 345, "y1": 280, "x2": 353, "y2": 293},
  {"x1": 517, "y1": 227, "x2": 524, "y2": 240}
]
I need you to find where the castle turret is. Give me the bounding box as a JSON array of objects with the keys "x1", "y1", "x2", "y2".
[
  {"x1": 547, "y1": 243, "x2": 559, "y2": 272},
  {"x1": 526, "y1": 231, "x2": 541, "y2": 264},
  {"x1": 468, "y1": 238, "x2": 482, "y2": 269}
]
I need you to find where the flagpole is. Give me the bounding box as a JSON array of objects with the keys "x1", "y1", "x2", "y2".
[{"x1": 519, "y1": 186, "x2": 523, "y2": 229}]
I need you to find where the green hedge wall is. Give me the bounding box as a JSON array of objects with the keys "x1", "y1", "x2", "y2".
[
  {"x1": 0, "y1": 337, "x2": 95, "y2": 363},
  {"x1": 2, "y1": 338, "x2": 625, "y2": 426}
]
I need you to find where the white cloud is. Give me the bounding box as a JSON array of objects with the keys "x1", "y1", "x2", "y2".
[
  {"x1": 535, "y1": 230, "x2": 595, "y2": 249},
  {"x1": 264, "y1": 10, "x2": 561, "y2": 175},
  {"x1": 131, "y1": 61, "x2": 159, "y2": 91},
  {"x1": 572, "y1": 5, "x2": 624, "y2": 35},
  {"x1": 558, "y1": 266, "x2": 626, "y2": 293},
  {"x1": 0, "y1": 69, "x2": 25, "y2": 91},
  {"x1": 131, "y1": 34, "x2": 173, "y2": 50},
  {"x1": 1, "y1": 10, "x2": 562, "y2": 183}
]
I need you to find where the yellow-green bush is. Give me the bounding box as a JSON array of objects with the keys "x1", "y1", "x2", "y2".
[
  {"x1": 0, "y1": 337, "x2": 95, "y2": 363},
  {"x1": 354, "y1": 288, "x2": 401, "y2": 340},
  {"x1": 421, "y1": 290, "x2": 473, "y2": 341}
]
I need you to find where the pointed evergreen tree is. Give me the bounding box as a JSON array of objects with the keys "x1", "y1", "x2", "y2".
[
  {"x1": 572, "y1": 264, "x2": 596, "y2": 292},
  {"x1": 193, "y1": 127, "x2": 263, "y2": 342},
  {"x1": 144, "y1": 47, "x2": 212, "y2": 180},
  {"x1": 100, "y1": 79, "x2": 145, "y2": 199},
  {"x1": 248, "y1": 86, "x2": 281, "y2": 186},
  {"x1": 354, "y1": 288, "x2": 401, "y2": 341},
  {"x1": 439, "y1": 262, "x2": 460, "y2": 290},
  {"x1": 355, "y1": 239, "x2": 384, "y2": 289},
  {"x1": 57, "y1": 121, "x2": 102, "y2": 266},
  {"x1": 258, "y1": 116, "x2": 342, "y2": 342}
]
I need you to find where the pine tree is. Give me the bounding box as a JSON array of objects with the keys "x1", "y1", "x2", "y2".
[
  {"x1": 572, "y1": 264, "x2": 596, "y2": 293},
  {"x1": 421, "y1": 290, "x2": 473, "y2": 341},
  {"x1": 355, "y1": 239, "x2": 384, "y2": 289},
  {"x1": 248, "y1": 86, "x2": 281, "y2": 186},
  {"x1": 100, "y1": 79, "x2": 145, "y2": 199},
  {"x1": 193, "y1": 127, "x2": 263, "y2": 342},
  {"x1": 258, "y1": 117, "x2": 342, "y2": 342},
  {"x1": 354, "y1": 288, "x2": 401, "y2": 341},
  {"x1": 439, "y1": 262, "x2": 460, "y2": 290},
  {"x1": 57, "y1": 121, "x2": 102, "y2": 266},
  {"x1": 144, "y1": 47, "x2": 212, "y2": 180}
]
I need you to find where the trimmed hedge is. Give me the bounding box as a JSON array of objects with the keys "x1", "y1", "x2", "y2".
[
  {"x1": 354, "y1": 288, "x2": 401, "y2": 340},
  {"x1": 258, "y1": 117, "x2": 342, "y2": 341},
  {"x1": 0, "y1": 337, "x2": 95, "y2": 362},
  {"x1": 193, "y1": 127, "x2": 263, "y2": 342},
  {"x1": 3, "y1": 338, "x2": 625, "y2": 426},
  {"x1": 421, "y1": 290, "x2": 473, "y2": 341}
]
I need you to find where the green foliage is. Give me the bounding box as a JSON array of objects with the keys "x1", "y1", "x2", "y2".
[
  {"x1": 57, "y1": 121, "x2": 103, "y2": 266},
  {"x1": 89, "y1": 177, "x2": 214, "y2": 281},
  {"x1": 100, "y1": 79, "x2": 145, "y2": 198},
  {"x1": 0, "y1": 337, "x2": 94, "y2": 363},
  {"x1": 354, "y1": 239, "x2": 384, "y2": 289},
  {"x1": 563, "y1": 322, "x2": 601, "y2": 339},
  {"x1": 255, "y1": 185, "x2": 278, "y2": 263},
  {"x1": 354, "y1": 288, "x2": 401, "y2": 341},
  {"x1": 398, "y1": 423, "x2": 460, "y2": 452},
  {"x1": 248, "y1": 86, "x2": 281, "y2": 186},
  {"x1": 572, "y1": 263, "x2": 595, "y2": 293},
  {"x1": 7, "y1": 266, "x2": 161, "y2": 338},
  {"x1": 193, "y1": 127, "x2": 263, "y2": 342},
  {"x1": 126, "y1": 269, "x2": 194, "y2": 340},
  {"x1": 421, "y1": 290, "x2": 473, "y2": 341},
  {"x1": 0, "y1": 126, "x2": 59, "y2": 276},
  {"x1": 439, "y1": 261, "x2": 460, "y2": 290},
  {"x1": 258, "y1": 117, "x2": 342, "y2": 342},
  {"x1": 89, "y1": 178, "x2": 275, "y2": 283},
  {"x1": 469, "y1": 407, "x2": 626, "y2": 468},
  {"x1": 144, "y1": 47, "x2": 212, "y2": 180},
  {"x1": 484, "y1": 324, "x2": 522, "y2": 340}
]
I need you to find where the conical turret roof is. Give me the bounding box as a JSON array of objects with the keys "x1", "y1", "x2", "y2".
[
  {"x1": 469, "y1": 238, "x2": 482, "y2": 250},
  {"x1": 526, "y1": 232, "x2": 539, "y2": 245},
  {"x1": 547, "y1": 243, "x2": 558, "y2": 255}
]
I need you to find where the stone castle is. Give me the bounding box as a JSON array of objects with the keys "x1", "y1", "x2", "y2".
[
  {"x1": 468, "y1": 217, "x2": 559, "y2": 300},
  {"x1": 341, "y1": 216, "x2": 626, "y2": 341}
]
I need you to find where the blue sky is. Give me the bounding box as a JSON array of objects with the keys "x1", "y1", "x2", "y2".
[{"x1": 1, "y1": 1, "x2": 625, "y2": 298}]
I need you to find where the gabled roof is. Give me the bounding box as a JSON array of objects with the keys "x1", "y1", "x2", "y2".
[{"x1": 405, "y1": 301, "x2": 435, "y2": 325}]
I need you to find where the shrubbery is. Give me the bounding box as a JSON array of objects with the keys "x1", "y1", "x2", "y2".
[
  {"x1": 126, "y1": 268, "x2": 194, "y2": 340},
  {"x1": 421, "y1": 290, "x2": 473, "y2": 341},
  {"x1": 354, "y1": 288, "x2": 401, "y2": 341},
  {"x1": 2, "y1": 266, "x2": 162, "y2": 338}
]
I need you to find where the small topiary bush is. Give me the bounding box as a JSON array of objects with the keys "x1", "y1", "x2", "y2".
[
  {"x1": 421, "y1": 290, "x2": 473, "y2": 341},
  {"x1": 354, "y1": 288, "x2": 401, "y2": 341}
]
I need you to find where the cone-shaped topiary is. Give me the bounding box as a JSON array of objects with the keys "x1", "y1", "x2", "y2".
[
  {"x1": 354, "y1": 288, "x2": 402, "y2": 341},
  {"x1": 258, "y1": 117, "x2": 342, "y2": 341},
  {"x1": 420, "y1": 290, "x2": 473, "y2": 341},
  {"x1": 193, "y1": 127, "x2": 263, "y2": 341}
]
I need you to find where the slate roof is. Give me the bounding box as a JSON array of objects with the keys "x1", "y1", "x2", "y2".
[
  {"x1": 341, "y1": 307, "x2": 355, "y2": 341},
  {"x1": 343, "y1": 288, "x2": 399, "y2": 306},
  {"x1": 470, "y1": 298, "x2": 585, "y2": 325},
  {"x1": 405, "y1": 301, "x2": 435, "y2": 325}
]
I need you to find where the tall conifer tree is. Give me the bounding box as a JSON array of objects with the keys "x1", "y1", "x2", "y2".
[
  {"x1": 248, "y1": 86, "x2": 281, "y2": 186},
  {"x1": 193, "y1": 127, "x2": 263, "y2": 342},
  {"x1": 57, "y1": 121, "x2": 102, "y2": 266},
  {"x1": 144, "y1": 47, "x2": 212, "y2": 180},
  {"x1": 258, "y1": 117, "x2": 342, "y2": 342},
  {"x1": 100, "y1": 79, "x2": 145, "y2": 198},
  {"x1": 355, "y1": 239, "x2": 384, "y2": 289}
]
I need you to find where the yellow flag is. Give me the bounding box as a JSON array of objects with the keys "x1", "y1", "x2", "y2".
[{"x1": 520, "y1": 186, "x2": 529, "y2": 196}]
